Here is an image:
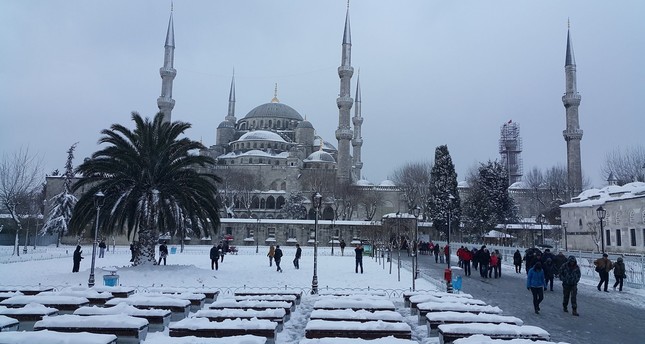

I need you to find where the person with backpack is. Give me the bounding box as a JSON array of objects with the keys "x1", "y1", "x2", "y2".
[
  {"x1": 594, "y1": 253, "x2": 613, "y2": 292},
  {"x1": 559, "y1": 255, "x2": 581, "y2": 316},
  {"x1": 274, "y1": 245, "x2": 283, "y2": 272},
  {"x1": 612, "y1": 256, "x2": 626, "y2": 291}
]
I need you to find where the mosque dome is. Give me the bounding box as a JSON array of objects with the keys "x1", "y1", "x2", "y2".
[
  {"x1": 244, "y1": 102, "x2": 303, "y2": 121},
  {"x1": 217, "y1": 120, "x2": 235, "y2": 129},
  {"x1": 238, "y1": 130, "x2": 286, "y2": 142},
  {"x1": 304, "y1": 150, "x2": 336, "y2": 163},
  {"x1": 296, "y1": 119, "x2": 314, "y2": 129},
  {"x1": 355, "y1": 179, "x2": 374, "y2": 186},
  {"x1": 379, "y1": 180, "x2": 396, "y2": 187}
]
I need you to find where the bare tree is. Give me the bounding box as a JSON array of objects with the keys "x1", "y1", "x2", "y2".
[
  {"x1": 357, "y1": 187, "x2": 384, "y2": 221},
  {"x1": 390, "y1": 161, "x2": 433, "y2": 217},
  {"x1": 587, "y1": 220, "x2": 601, "y2": 253},
  {"x1": 601, "y1": 145, "x2": 645, "y2": 185},
  {"x1": 229, "y1": 170, "x2": 262, "y2": 217},
  {"x1": 0, "y1": 148, "x2": 42, "y2": 256}
]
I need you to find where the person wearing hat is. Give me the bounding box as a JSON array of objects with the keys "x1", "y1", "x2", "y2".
[
  {"x1": 613, "y1": 257, "x2": 626, "y2": 291},
  {"x1": 559, "y1": 255, "x2": 581, "y2": 316},
  {"x1": 594, "y1": 253, "x2": 613, "y2": 292},
  {"x1": 526, "y1": 261, "x2": 546, "y2": 314}
]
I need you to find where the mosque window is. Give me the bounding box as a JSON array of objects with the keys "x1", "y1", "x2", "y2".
[
  {"x1": 260, "y1": 120, "x2": 264, "y2": 127},
  {"x1": 253, "y1": 143, "x2": 257, "y2": 148},
  {"x1": 260, "y1": 198, "x2": 266, "y2": 209},
  {"x1": 629, "y1": 210, "x2": 635, "y2": 224},
  {"x1": 281, "y1": 181, "x2": 286, "y2": 190},
  {"x1": 251, "y1": 196, "x2": 260, "y2": 209},
  {"x1": 267, "y1": 196, "x2": 275, "y2": 209},
  {"x1": 268, "y1": 120, "x2": 272, "y2": 127},
  {"x1": 276, "y1": 196, "x2": 285, "y2": 209},
  {"x1": 615, "y1": 211, "x2": 622, "y2": 225},
  {"x1": 277, "y1": 120, "x2": 281, "y2": 128}
]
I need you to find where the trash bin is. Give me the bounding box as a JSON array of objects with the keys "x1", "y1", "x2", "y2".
[
  {"x1": 103, "y1": 274, "x2": 119, "y2": 287},
  {"x1": 170, "y1": 247, "x2": 177, "y2": 254},
  {"x1": 452, "y1": 276, "x2": 463, "y2": 291}
]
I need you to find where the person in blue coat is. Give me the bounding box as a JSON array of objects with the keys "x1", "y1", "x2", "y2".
[{"x1": 526, "y1": 262, "x2": 547, "y2": 314}]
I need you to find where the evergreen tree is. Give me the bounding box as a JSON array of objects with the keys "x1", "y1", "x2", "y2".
[
  {"x1": 427, "y1": 145, "x2": 461, "y2": 238},
  {"x1": 462, "y1": 160, "x2": 517, "y2": 239},
  {"x1": 282, "y1": 192, "x2": 307, "y2": 219},
  {"x1": 42, "y1": 143, "x2": 78, "y2": 246}
]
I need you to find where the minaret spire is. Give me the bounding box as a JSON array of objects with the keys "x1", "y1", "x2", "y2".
[
  {"x1": 562, "y1": 22, "x2": 583, "y2": 199},
  {"x1": 352, "y1": 70, "x2": 363, "y2": 180},
  {"x1": 271, "y1": 83, "x2": 280, "y2": 103},
  {"x1": 335, "y1": 3, "x2": 354, "y2": 185},
  {"x1": 157, "y1": 7, "x2": 176, "y2": 122},
  {"x1": 225, "y1": 70, "x2": 236, "y2": 123}
]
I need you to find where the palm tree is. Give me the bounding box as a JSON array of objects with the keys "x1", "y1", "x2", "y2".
[{"x1": 69, "y1": 112, "x2": 221, "y2": 265}]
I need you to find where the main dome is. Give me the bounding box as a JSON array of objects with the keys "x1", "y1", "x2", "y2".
[{"x1": 244, "y1": 102, "x2": 303, "y2": 121}]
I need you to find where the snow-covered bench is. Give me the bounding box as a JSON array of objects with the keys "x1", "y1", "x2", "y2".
[
  {"x1": 0, "y1": 286, "x2": 54, "y2": 296},
  {"x1": 410, "y1": 294, "x2": 486, "y2": 315},
  {"x1": 426, "y1": 311, "x2": 523, "y2": 332},
  {"x1": 0, "y1": 315, "x2": 19, "y2": 332},
  {"x1": 194, "y1": 308, "x2": 287, "y2": 330},
  {"x1": 145, "y1": 332, "x2": 267, "y2": 343},
  {"x1": 438, "y1": 323, "x2": 550, "y2": 344},
  {"x1": 0, "y1": 304, "x2": 58, "y2": 331},
  {"x1": 74, "y1": 302, "x2": 171, "y2": 332},
  {"x1": 0, "y1": 295, "x2": 89, "y2": 314},
  {"x1": 300, "y1": 338, "x2": 419, "y2": 344},
  {"x1": 235, "y1": 290, "x2": 302, "y2": 305},
  {"x1": 305, "y1": 319, "x2": 412, "y2": 340},
  {"x1": 148, "y1": 287, "x2": 220, "y2": 303},
  {"x1": 417, "y1": 302, "x2": 503, "y2": 324},
  {"x1": 169, "y1": 317, "x2": 277, "y2": 344},
  {"x1": 104, "y1": 294, "x2": 190, "y2": 321},
  {"x1": 234, "y1": 294, "x2": 297, "y2": 309},
  {"x1": 91, "y1": 286, "x2": 136, "y2": 298},
  {"x1": 34, "y1": 314, "x2": 149, "y2": 344},
  {"x1": 318, "y1": 290, "x2": 388, "y2": 297},
  {"x1": 39, "y1": 288, "x2": 114, "y2": 306},
  {"x1": 0, "y1": 329, "x2": 118, "y2": 344},
  {"x1": 208, "y1": 299, "x2": 293, "y2": 318},
  {"x1": 310, "y1": 309, "x2": 405, "y2": 323},
  {"x1": 313, "y1": 298, "x2": 396, "y2": 312},
  {"x1": 0, "y1": 292, "x2": 22, "y2": 303},
  {"x1": 140, "y1": 292, "x2": 206, "y2": 312},
  {"x1": 403, "y1": 291, "x2": 473, "y2": 307},
  {"x1": 452, "y1": 334, "x2": 564, "y2": 344}
]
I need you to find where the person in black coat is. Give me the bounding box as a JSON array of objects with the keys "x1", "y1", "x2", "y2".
[
  {"x1": 72, "y1": 245, "x2": 83, "y2": 272},
  {"x1": 293, "y1": 244, "x2": 302, "y2": 269},
  {"x1": 543, "y1": 258, "x2": 556, "y2": 291},
  {"x1": 513, "y1": 249, "x2": 523, "y2": 273},
  {"x1": 158, "y1": 241, "x2": 168, "y2": 265},
  {"x1": 355, "y1": 244, "x2": 364, "y2": 273},
  {"x1": 210, "y1": 244, "x2": 220, "y2": 270},
  {"x1": 274, "y1": 245, "x2": 283, "y2": 272}
]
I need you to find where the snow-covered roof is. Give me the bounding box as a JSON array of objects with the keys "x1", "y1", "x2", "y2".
[
  {"x1": 458, "y1": 180, "x2": 469, "y2": 188},
  {"x1": 355, "y1": 179, "x2": 374, "y2": 186},
  {"x1": 509, "y1": 181, "x2": 528, "y2": 189},
  {"x1": 304, "y1": 150, "x2": 335, "y2": 163},
  {"x1": 562, "y1": 181, "x2": 645, "y2": 208},
  {"x1": 237, "y1": 130, "x2": 286, "y2": 142},
  {"x1": 219, "y1": 150, "x2": 289, "y2": 159},
  {"x1": 379, "y1": 180, "x2": 396, "y2": 187}
]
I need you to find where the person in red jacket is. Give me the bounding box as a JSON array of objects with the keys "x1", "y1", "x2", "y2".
[
  {"x1": 444, "y1": 244, "x2": 450, "y2": 265},
  {"x1": 461, "y1": 248, "x2": 473, "y2": 276}
]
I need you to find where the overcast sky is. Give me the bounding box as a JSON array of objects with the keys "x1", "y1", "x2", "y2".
[{"x1": 1, "y1": 0, "x2": 643, "y2": 188}]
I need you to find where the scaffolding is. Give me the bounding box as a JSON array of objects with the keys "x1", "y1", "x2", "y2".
[{"x1": 499, "y1": 121, "x2": 523, "y2": 185}]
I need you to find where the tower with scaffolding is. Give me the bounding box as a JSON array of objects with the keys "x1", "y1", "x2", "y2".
[{"x1": 499, "y1": 120, "x2": 523, "y2": 185}]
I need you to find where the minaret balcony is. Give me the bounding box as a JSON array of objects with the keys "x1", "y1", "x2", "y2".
[
  {"x1": 157, "y1": 97, "x2": 176, "y2": 108},
  {"x1": 352, "y1": 117, "x2": 363, "y2": 125},
  {"x1": 159, "y1": 67, "x2": 177, "y2": 78},
  {"x1": 336, "y1": 97, "x2": 354, "y2": 109},
  {"x1": 561, "y1": 94, "x2": 581, "y2": 106},
  {"x1": 335, "y1": 128, "x2": 353, "y2": 140},
  {"x1": 352, "y1": 138, "x2": 363, "y2": 146},
  {"x1": 337, "y1": 65, "x2": 354, "y2": 77},
  {"x1": 562, "y1": 129, "x2": 583, "y2": 141}
]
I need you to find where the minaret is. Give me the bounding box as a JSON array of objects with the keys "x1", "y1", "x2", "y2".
[
  {"x1": 562, "y1": 22, "x2": 583, "y2": 199},
  {"x1": 335, "y1": 3, "x2": 354, "y2": 185},
  {"x1": 352, "y1": 72, "x2": 363, "y2": 180},
  {"x1": 157, "y1": 8, "x2": 176, "y2": 122},
  {"x1": 225, "y1": 73, "x2": 236, "y2": 123}
]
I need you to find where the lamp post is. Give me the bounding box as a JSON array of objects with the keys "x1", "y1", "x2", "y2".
[
  {"x1": 255, "y1": 218, "x2": 260, "y2": 253},
  {"x1": 537, "y1": 214, "x2": 546, "y2": 245},
  {"x1": 330, "y1": 217, "x2": 335, "y2": 256},
  {"x1": 412, "y1": 206, "x2": 421, "y2": 291},
  {"x1": 563, "y1": 221, "x2": 568, "y2": 251},
  {"x1": 396, "y1": 211, "x2": 401, "y2": 282},
  {"x1": 311, "y1": 192, "x2": 322, "y2": 294},
  {"x1": 446, "y1": 194, "x2": 455, "y2": 293},
  {"x1": 596, "y1": 206, "x2": 606, "y2": 254},
  {"x1": 88, "y1": 191, "x2": 105, "y2": 288}
]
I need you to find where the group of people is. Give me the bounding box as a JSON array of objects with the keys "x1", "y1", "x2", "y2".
[
  {"x1": 594, "y1": 253, "x2": 626, "y2": 292},
  {"x1": 526, "y1": 253, "x2": 581, "y2": 316},
  {"x1": 209, "y1": 241, "x2": 230, "y2": 270}
]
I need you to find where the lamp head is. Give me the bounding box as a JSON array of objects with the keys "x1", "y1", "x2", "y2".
[
  {"x1": 596, "y1": 206, "x2": 606, "y2": 220},
  {"x1": 412, "y1": 206, "x2": 421, "y2": 217},
  {"x1": 94, "y1": 191, "x2": 105, "y2": 208}
]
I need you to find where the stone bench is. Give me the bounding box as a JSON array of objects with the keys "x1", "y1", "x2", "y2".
[
  {"x1": 91, "y1": 286, "x2": 136, "y2": 298},
  {"x1": 233, "y1": 294, "x2": 297, "y2": 309},
  {"x1": 410, "y1": 294, "x2": 486, "y2": 315},
  {"x1": 0, "y1": 286, "x2": 54, "y2": 296},
  {"x1": 438, "y1": 323, "x2": 550, "y2": 344},
  {"x1": 0, "y1": 304, "x2": 59, "y2": 331},
  {"x1": 170, "y1": 317, "x2": 277, "y2": 344},
  {"x1": 0, "y1": 315, "x2": 19, "y2": 332},
  {"x1": 300, "y1": 338, "x2": 418, "y2": 344},
  {"x1": 194, "y1": 308, "x2": 286, "y2": 331},
  {"x1": 208, "y1": 300, "x2": 293, "y2": 319},
  {"x1": 0, "y1": 292, "x2": 22, "y2": 303},
  {"x1": 141, "y1": 292, "x2": 206, "y2": 312},
  {"x1": 417, "y1": 302, "x2": 503, "y2": 324},
  {"x1": 310, "y1": 309, "x2": 404, "y2": 323},
  {"x1": 403, "y1": 291, "x2": 473, "y2": 307},
  {"x1": 148, "y1": 287, "x2": 220, "y2": 303},
  {"x1": 0, "y1": 295, "x2": 89, "y2": 314},
  {"x1": 313, "y1": 298, "x2": 396, "y2": 313},
  {"x1": 305, "y1": 319, "x2": 412, "y2": 340},
  {"x1": 39, "y1": 289, "x2": 114, "y2": 306},
  {"x1": 0, "y1": 329, "x2": 118, "y2": 344},
  {"x1": 34, "y1": 314, "x2": 149, "y2": 344},
  {"x1": 451, "y1": 334, "x2": 564, "y2": 344},
  {"x1": 426, "y1": 311, "x2": 523, "y2": 332},
  {"x1": 235, "y1": 290, "x2": 302, "y2": 305},
  {"x1": 75, "y1": 303, "x2": 171, "y2": 332},
  {"x1": 105, "y1": 295, "x2": 190, "y2": 321}
]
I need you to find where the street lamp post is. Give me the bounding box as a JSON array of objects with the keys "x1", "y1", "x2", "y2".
[
  {"x1": 446, "y1": 194, "x2": 455, "y2": 293},
  {"x1": 88, "y1": 191, "x2": 105, "y2": 288},
  {"x1": 396, "y1": 211, "x2": 401, "y2": 282},
  {"x1": 412, "y1": 206, "x2": 421, "y2": 291},
  {"x1": 311, "y1": 192, "x2": 322, "y2": 294},
  {"x1": 255, "y1": 218, "x2": 260, "y2": 254},
  {"x1": 596, "y1": 206, "x2": 606, "y2": 254},
  {"x1": 563, "y1": 221, "x2": 568, "y2": 251},
  {"x1": 330, "y1": 218, "x2": 335, "y2": 256},
  {"x1": 538, "y1": 214, "x2": 546, "y2": 245}
]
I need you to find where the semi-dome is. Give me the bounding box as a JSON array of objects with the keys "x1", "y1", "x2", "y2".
[
  {"x1": 355, "y1": 179, "x2": 374, "y2": 186},
  {"x1": 304, "y1": 150, "x2": 335, "y2": 163},
  {"x1": 238, "y1": 130, "x2": 286, "y2": 142},
  {"x1": 296, "y1": 119, "x2": 314, "y2": 129},
  {"x1": 244, "y1": 102, "x2": 303, "y2": 121},
  {"x1": 217, "y1": 120, "x2": 235, "y2": 129}
]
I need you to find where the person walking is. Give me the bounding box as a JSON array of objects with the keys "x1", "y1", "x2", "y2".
[
  {"x1": 594, "y1": 253, "x2": 613, "y2": 292},
  {"x1": 355, "y1": 244, "x2": 364, "y2": 273},
  {"x1": 553, "y1": 251, "x2": 567, "y2": 277},
  {"x1": 221, "y1": 241, "x2": 229, "y2": 262},
  {"x1": 495, "y1": 249, "x2": 503, "y2": 277},
  {"x1": 461, "y1": 247, "x2": 472, "y2": 276},
  {"x1": 293, "y1": 243, "x2": 302, "y2": 269},
  {"x1": 489, "y1": 251, "x2": 499, "y2": 278},
  {"x1": 613, "y1": 256, "x2": 626, "y2": 291},
  {"x1": 513, "y1": 249, "x2": 523, "y2": 273},
  {"x1": 98, "y1": 239, "x2": 106, "y2": 258},
  {"x1": 340, "y1": 240, "x2": 346, "y2": 256},
  {"x1": 543, "y1": 258, "x2": 556, "y2": 291},
  {"x1": 129, "y1": 242, "x2": 136, "y2": 262},
  {"x1": 433, "y1": 244, "x2": 440, "y2": 263},
  {"x1": 210, "y1": 243, "x2": 220, "y2": 270},
  {"x1": 267, "y1": 245, "x2": 275, "y2": 267},
  {"x1": 72, "y1": 245, "x2": 83, "y2": 273},
  {"x1": 526, "y1": 262, "x2": 546, "y2": 314},
  {"x1": 274, "y1": 245, "x2": 283, "y2": 272},
  {"x1": 158, "y1": 241, "x2": 168, "y2": 265},
  {"x1": 559, "y1": 255, "x2": 581, "y2": 316}
]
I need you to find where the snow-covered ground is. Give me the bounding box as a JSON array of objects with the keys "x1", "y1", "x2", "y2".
[{"x1": 1, "y1": 244, "x2": 644, "y2": 343}]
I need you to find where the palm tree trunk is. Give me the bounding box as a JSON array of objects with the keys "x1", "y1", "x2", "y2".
[{"x1": 136, "y1": 228, "x2": 158, "y2": 266}]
